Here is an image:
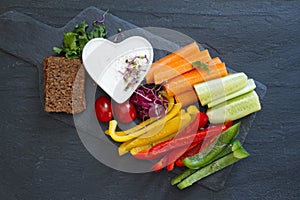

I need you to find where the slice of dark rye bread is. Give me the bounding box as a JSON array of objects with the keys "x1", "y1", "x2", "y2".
[{"x1": 44, "y1": 56, "x2": 86, "y2": 114}]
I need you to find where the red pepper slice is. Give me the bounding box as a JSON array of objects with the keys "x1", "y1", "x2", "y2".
[
  {"x1": 136, "y1": 113, "x2": 201, "y2": 161},
  {"x1": 148, "y1": 113, "x2": 200, "y2": 154},
  {"x1": 150, "y1": 121, "x2": 233, "y2": 171},
  {"x1": 151, "y1": 140, "x2": 200, "y2": 171},
  {"x1": 167, "y1": 162, "x2": 175, "y2": 171},
  {"x1": 150, "y1": 157, "x2": 167, "y2": 172},
  {"x1": 175, "y1": 131, "x2": 221, "y2": 167},
  {"x1": 148, "y1": 123, "x2": 228, "y2": 159},
  {"x1": 133, "y1": 149, "x2": 150, "y2": 160}
]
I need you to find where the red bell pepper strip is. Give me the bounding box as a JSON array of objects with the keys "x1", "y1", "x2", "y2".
[
  {"x1": 137, "y1": 123, "x2": 230, "y2": 161},
  {"x1": 148, "y1": 123, "x2": 229, "y2": 159},
  {"x1": 175, "y1": 157, "x2": 185, "y2": 167},
  {"x1": 151, "y1": 146, "x2": 191, "y2": 171},
  {"x1": 133, "y1": 149, "x2": 150, "y2": 160},
  {"x1": 150, "y1": 157, "x2": 166, "y2": 172},
  {"x1": 167, "y1": 162, "x2": 175, "y2": 171},
  {"x1": 175, "y1": 121, "x2": 232, "y2": 167},
  {"x1": 166, "y1": 141, "x2": 201, "y2": 171},
  {"x1": 175, "y1": 131, "x2": 221, "y2": 167},
  {"x1": 150, "y1": 121, "x2": 233, "y2": 171},
  {"x1": 136, "y1": 120, "x2": 232, "y2": 162},
  {"x1": 152, "y1": 128, "x2": 227, "y2": 171},
  {"x1": 150, "y1": 149, "x2": 180, "y2": 172}
]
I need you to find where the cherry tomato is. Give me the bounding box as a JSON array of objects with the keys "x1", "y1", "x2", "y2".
[
  {"x1": 95, "y1": 96, "x2": 113, "y2": 122},
  {"x1": 198, "y1": 112, "x2": 209, "y2": 128},
  {"x1": 113, "y1": 100, "x2": 137, "y2": 123}
]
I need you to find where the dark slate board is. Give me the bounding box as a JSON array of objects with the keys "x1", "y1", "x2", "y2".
[{"x1": 0, "y1": 7, "x2": 266, "y2": 191}]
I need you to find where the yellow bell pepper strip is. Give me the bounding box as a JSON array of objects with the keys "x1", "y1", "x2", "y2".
[
  {"x1": 106, "y1": 95, "x2": 175, "y2": 137},
  {"x1": 123, "y1": 111, "x2": 191, "y2": 151},
  {"x1": 118, "y1": 107, "x2": 183, "y2": 156},
  {"x1": 162, "y1": 92, "x2": 175, "y2": 113},
  {"x1": 118, "y1": 139, "x2": 134, "y2": 156},
  {"x1": 133, "y1": 111, "x2": 202, "y2": 161},
  {"x1": 130, "y1": 132, "x2": 177, "y2": 155},
  {"x1": 186, "y1": 105, "x2": 200, "y2": 116},
  {"x1": 109, "y1": 103, "x2": 182, "y2": 142},
  {"x1": 106, "y1": 117, "x2": 157, "y2": 136},
  {"x1": 125, "y1": 105, "x2": 199, "y2": 156},
  {"x1": 129, "y1": 145, "x2": 151, "y2": 156}
]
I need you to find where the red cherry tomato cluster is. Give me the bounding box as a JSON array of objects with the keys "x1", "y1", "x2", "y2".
[
  {"x1": 95, "y1": 96, "x2": 209, "y2": 127},
  {"x1": 95, "y1": 96, "x2": 137, "y2": 123}
]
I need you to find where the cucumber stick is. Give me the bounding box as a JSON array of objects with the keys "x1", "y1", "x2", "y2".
[
  {"x1": 207, "y1": 79, "x2": 256, "y2": 108},
  {"x1": 194, "y1": 72, "x2": 248, "y2": 106},
  {"x1": 207, "y1": 90, "x2": 261, "y2": 124},
  {"x1": 171, "y1": 140, "x2": 242, "y2": 186},
  {"x1": 171, "y1": 168, "x2": 197, "y2": 186},
  {"x1": 177, "y1": 146, "x2": 250, "y2": 189}
]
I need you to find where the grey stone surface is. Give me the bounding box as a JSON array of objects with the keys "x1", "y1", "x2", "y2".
[{"x1": 0, "y1": 1, "x2": 299, "y2": 199}]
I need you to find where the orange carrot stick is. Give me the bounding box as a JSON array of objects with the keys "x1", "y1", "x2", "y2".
[
  {"x1": 163, "y1": 62, "x2": 228, "y2": 97},
  {"x1": 145, "y1": 42, "x2": 200, "y2": 84},
  {"x1": 174, "y1": 90, "x2": 198, "y2": 107},
  {"x1": 208, "y1": 57, "x2": 222, "y2": 65},
  {"x1": 153, "y1": 50, "x2": 211, "y2": 84},
  {"x1": 162, "y1": 57, "x2": 223, "y2": 107}
]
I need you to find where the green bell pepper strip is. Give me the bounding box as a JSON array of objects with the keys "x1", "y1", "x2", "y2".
[
  {"x1": 183, "y1": 122, "x2": 241, "y2": 169},
  {"x1": 177, "y1": 145, "x2": 250, "y2": 189}
]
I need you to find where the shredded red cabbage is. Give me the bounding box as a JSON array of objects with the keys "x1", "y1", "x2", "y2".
[{"x1": 130, "y1": 85, "x2": 168, "y2": 120}]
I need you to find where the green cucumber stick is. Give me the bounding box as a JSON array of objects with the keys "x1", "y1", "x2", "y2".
[
  {"x1": 177, "y1": 146, "x2": 250, "y2": 190},
  {"x1": 171, "y1": 140, "x2": 242, "y2": 186}
]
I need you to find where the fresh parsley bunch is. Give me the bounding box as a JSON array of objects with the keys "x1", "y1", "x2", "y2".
[{"x1": 53, "y1": 21, "x2": 107, "y2": 59}]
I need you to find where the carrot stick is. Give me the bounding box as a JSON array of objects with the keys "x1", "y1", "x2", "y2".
[
  {"x1": 163, "y1": 62, "x2": 228, "y2": 97},
  {"x1": 174, "y1": 90, "x2": 198, "y2": 107},
  {"x1": 208, "y1": 57, "x2": 222, "y2": 65},
  {"x1": 153, "y1": 50, "x2": 211, "y2": 85},
  {"x1": 145, "y1": 42, "x2": 200, "y2": 84},
  {"x1": 173, "y1": 57, "x2": 223, "y2": 107}
]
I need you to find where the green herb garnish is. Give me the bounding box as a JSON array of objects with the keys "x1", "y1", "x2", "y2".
[
  {"x1": 192, "y1": 60, "x2": 210, "y2": 73},
  {"x1": 53, "y1": 20, "x2": 107, "y2": 59}
]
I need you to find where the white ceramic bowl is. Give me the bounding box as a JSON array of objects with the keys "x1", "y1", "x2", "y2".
[{"x1": 82, "y1": 36, "x2": 153, "y2": 103}]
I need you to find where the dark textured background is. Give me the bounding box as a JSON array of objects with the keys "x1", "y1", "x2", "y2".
[{"x1": 0, "y1": 1, "x2": 299, "y2": 199}]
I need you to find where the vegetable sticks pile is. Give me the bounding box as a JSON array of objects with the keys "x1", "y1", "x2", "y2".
[{"x1": 146, "y1": 42, "x2": 228, "y2": 107}]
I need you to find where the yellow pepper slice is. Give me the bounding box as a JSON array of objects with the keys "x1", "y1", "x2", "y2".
[
  {"x1": 129, "y1": 132, "x2": 177, "y2": 155},
  {"x1": 187, "y1": 105, "x2": 200, "y2": 116},
  {"x1": 109, "y1": 103, "x2": 182, "y2": 142},
  {"x1": 162, "y1": 92, "x2": 175, "y2": 113},
  {"x1": 118, "y1": 139, "x2": 133, "y2": 156},
  {"x1": 123, "y1": 112, "x2": 192, "y2": 151}
]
